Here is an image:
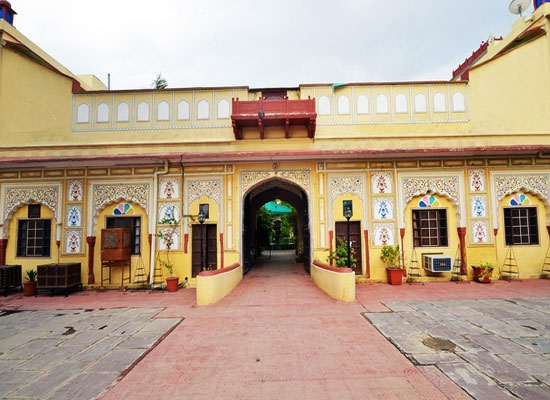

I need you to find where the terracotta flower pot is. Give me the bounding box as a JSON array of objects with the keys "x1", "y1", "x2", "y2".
[
  {"x1": 472, "y1": 266, "x2": 493, "y2": 283},
  {"x1": 165, "y1": 276, "x2": 179, "y2": 292},
  {"x1": 23, "y1": 281, "x2": 36, "y2": 296},
  {"x1": 386, "y1": 268, "x2": 404, "y2": 285}
]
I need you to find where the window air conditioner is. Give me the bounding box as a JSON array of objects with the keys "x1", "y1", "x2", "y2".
[{"x1": 422, "y1": 254, "x2": 452, "y2": 272}]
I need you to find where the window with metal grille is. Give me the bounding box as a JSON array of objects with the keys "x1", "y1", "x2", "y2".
[
  {"x1": 106, "y1": 217, "x2": 141, "y2": 255},
  {"x1": 504, "y1": 207, "x2": 538, "y2": 246},
  {"x1": 17, "y1": 219, "x2": 51, "y2": 257},
  {"x1": 412, "y1": 209, "x2": 448, "y2": 247}
]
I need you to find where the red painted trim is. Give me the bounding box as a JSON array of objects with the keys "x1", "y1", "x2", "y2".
[
  {"x1": 86, "y1": 236, "x2": 96, "y2": 284},
  {"x1": 184, "y1": 233, "x2": 189, "y2": 253},
  {"x1": 457, "y1": 227, "x2": 467, "y2": 275},
  {"x1": 399, "y1": 228, "x2": 406, "y2": 272},
  {"x1": 312, "y1": 259, "x2": 353, "y2": 274},
  {"x1": 219, "y1": 233, "x2": 224, "y2": 269},
  {"x1": 364, "y1": 230, "x2": 370, "y2": 278},
  {"x1": 3, "y1": 145, "x2": 550, "y2": 165},
  {"x1": 0, "y1": 238, "x2": 7, "y2": 265},
  {"x1": 329, "y1": 230, "x2": 334, "y2": 266},
  {"x1": 493, "y1": 228, "x2": 499, "y2": 236},
  {"x1": 198, "y1": 262, "x2": 240, "y2": 277}
]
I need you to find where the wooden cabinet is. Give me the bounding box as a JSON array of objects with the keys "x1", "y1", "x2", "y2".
[
  {"x1": 101, "y1": 228, "x2": 131, "y2": 261},
  {"x1": 0, "y1": 265, "x2": 22, "y2": 296},
  {"x1": 36, "y1": 263, "x2": 82, "y2": 296}
]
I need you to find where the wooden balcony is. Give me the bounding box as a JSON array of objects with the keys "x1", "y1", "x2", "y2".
[{"x1": 231, "y1": 97, "x2": 316, "y2": 140}]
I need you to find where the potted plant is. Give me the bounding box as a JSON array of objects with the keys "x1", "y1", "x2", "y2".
[
  {"x1": 157, "y1": 217, "x2": 180, "y2": 292},
  {"x1": 328, "y1": 237, "x2": 357, "y2": 269},
  {"x1": 472, "y1": 261, "x2": 495, "y2": 283},
  {"x1": 380, "y1": 245, "x2": 404, "y2": 285},
  {"x1": 24, "y1": 269, "x2": 37, "y2": 296}
]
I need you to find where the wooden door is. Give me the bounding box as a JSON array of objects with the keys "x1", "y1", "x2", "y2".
[
  {"x1": 192, "y1": 224, "x2": 218, "y2": 278},
  {"x1": 335, "y1": 221, "x2": 362, "y2": 275}
]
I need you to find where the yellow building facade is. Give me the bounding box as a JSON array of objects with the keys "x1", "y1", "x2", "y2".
[{"x1": 1, "y1": 2, "x2": 550, "y2": 288}]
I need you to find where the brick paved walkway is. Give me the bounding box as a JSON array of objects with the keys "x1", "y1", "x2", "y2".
[{"x1": 1, "y1": 252, "x2": 549, "y2": 399}]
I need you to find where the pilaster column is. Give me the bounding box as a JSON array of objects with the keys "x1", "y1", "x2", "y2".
[
  {"x1": 363, "y1": 230, "x2": 370, "y2": 278},
  {"x1": 86, "y1": 236, "x2": 96, "y2": 284},
  {"x1": 0, "y1": 238, "x2": 7, "y2": 265},
  {"x1": 457, "y1": 227, "x2": 467, "y2": 274}
]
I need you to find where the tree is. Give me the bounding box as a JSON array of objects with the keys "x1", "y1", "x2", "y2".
[
  {"x1": 328, "y1": 238, "x2": 357, "y2": 268},
  {"x1": 152, "y1": 72, "x2": 168, "y2": 89}
]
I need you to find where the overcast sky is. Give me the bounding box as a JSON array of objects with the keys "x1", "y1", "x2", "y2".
[{"x1": 14, "y1": 1, "x2": 521, "y2": 90}]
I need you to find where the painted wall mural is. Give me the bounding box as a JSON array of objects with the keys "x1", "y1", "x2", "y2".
[
  {"x1": 241, "y1": 170, "x2": 310, "y2": 195},
  {"x1": 372, "y1": 172, "x2": 393, "y2": 194},
  {"x1": 373, "y1": 223, "x2": 395, "y2": 246},
  {"x1": 418, "y1": 195, "x2": 440, "y2": 208},
  {"x1": 158, "y1": 203, "x2": 180, "y2": 221},
  {"x1": 494, "y1": 174, "x2": 549, "y2": 201},
  {"x1": 65, "y1": 229, "x2": 82, "y2": 253},
  {"x1": 373, "y1": 198, "x2": 394, "y2": 220},
  {"x1": 66, "y1": 205, "x2": 83, "y2": 227},
  {"x1": 4, "y1": 186, "x2": 60, "y2": 221},
  {"x1": 470, "y1": 195, "x2": 487, "y2": 218},
  {"x1": 330, "y1": 176, "x2": 365, "y2": 200},
  {"x1": 402, "y1": 176, "x2": 459, "y2": 204},
  {"x1": 93, "y1": 183, "x2": 149, "y2": 216},
  {"x1": 472, "y1": 220, "x2": 489, "y2": 244},
  {"x1": 113, "y1": 203, "x2": 135, "y2": 215},
  {"x1": 469, "y1": 170, "x2": 485, "y2": 192},
  {"x1": 509, "y1": 193, "x2": 530, "y2": 206},
  {"x1": 159, "y1": 178, "x2": 180, "y2": 199},
  {"x1": 158, "y1": 228, "x2": 180, "y2": 251},
  {"x1": 188, "y1": 180, "x2": 222, "y2": 204},
  {"x1": 67, "y1": 180, "x2": 84, "y2": 201}
]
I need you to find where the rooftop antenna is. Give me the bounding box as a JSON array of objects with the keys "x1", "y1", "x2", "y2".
[{"x1": 508, "y1": 0, "x2": 531, "y2": 17}]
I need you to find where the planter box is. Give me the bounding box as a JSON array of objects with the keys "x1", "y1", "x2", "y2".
[
  {"x1": 0, "y1": 265, "x2": 22, "y2": 296},
  {"x1": 386, "y1": 268, "x2": 404, "y2": 285},
  {"x1": 472, "y1": 266, "x2": 493, "y2": 283},
  {"x1": 37, "y1": 263, "x2": 82, "y2": 296}
]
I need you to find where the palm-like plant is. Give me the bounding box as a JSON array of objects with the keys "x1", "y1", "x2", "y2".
[{"x1": 152, "y1": 72, "x2": 168, "y2": 89}]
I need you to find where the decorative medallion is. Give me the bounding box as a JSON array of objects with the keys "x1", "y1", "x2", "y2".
[
  {"x1": 65, "y1": 229, "x2": 82, "y2": 253},
  {"x1": 188, "y1": 180, "x2": 221, "y2": 204},
  {"x1": 4, "y1": 186, "x2": 60, "y2": 221},
  {"x1": 67, "y1": 180, "x2": 84, "y2": 201},
  {"x1": 402, "y1": 176, "x2": 459, "y2": 204},
  {"x1": 93, "y1": 183, "x2": 149, "y2": 216},
  {"x1": 509, "y1": 193, "x2": 530, "y2": 206},
  {"x1": 373, "y1": 198, "x2": 394, "y2": 220},
  {"x1": 373, "y1": 223, "x2": 395, "y2": 246},
  {"x1": 66, "y1": 205, "x2": 83, "y2": 227},
  {"x1": 159, "y1": 178, "x2": 180, "y2": 199},
  {"x1": 472, "y1": 220, "x2": 489, "y2": 244},
  {"x1": 330, "y1": 176, "x2": 365, "y2": 201},
  {"x1": 241, "y1": 170, "x2": 310, "y2": 195},
  {"x1": 494, "y1": 174, "x2": 549, "y2": 201},
  {"x1": 372, "y1": 172, "x2": 393, "y2": 194},
  {"x1": 158, "y1": 228, "x2": 180, "y2": 251},
  {"x1": 159, "y1": 203, "x2": 180, "y2": 222},
  {"x1": 113, "y1": 203, "x2": 135, "y2": 215},
  {"x1": 470, "y1": 196, "x2": 487, "y2": 218},
  {"x1": 418, "y1": 195, "x2": 440, "y2": 208},
  {"x1": 469, "y1": 170, "x2": 485, "y2": 192}
]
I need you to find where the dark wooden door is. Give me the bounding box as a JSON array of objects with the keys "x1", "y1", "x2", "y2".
[
  {"x1": 335, "y1": 221, "x2": 362, "y2": 275},
  {"x1": 192, "y1": 224, "x2": 217, "y2": 278}
]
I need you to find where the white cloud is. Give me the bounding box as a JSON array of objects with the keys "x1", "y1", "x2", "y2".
[{"x1": 14, "y1": 0, "x2": 519, "y2": 89}]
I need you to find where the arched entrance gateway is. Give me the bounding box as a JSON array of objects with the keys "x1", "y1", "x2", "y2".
[{"x1": 242, "y1": 177, "x2": 311, "y2": 273}]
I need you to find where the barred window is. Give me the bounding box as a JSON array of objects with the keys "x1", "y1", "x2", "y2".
[
  {"x1": 17, "y1": 219, "x2": 51, "y2": 257},
  {"x1": 412, "y1": 209, "x2": 448, "y2": 247},
  {"x1": 504, "y1": 207, "x2": 538, "y2": 246}
]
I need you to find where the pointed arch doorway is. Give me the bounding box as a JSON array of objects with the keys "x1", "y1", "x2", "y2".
[{"x1": 242, "y1": 177, "x2": 311, "y2": 273}]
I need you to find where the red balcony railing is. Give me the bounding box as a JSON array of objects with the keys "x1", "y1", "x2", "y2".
[{"x1": 231, "y1": 97, "x2": 316, "y2": 139}]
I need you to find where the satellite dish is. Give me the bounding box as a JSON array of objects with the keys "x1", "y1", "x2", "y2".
[{"x1": 509, "y1": 0, "x2": 531, "y2": 16}]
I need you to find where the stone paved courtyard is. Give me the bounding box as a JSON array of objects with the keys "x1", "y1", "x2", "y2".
[
  {"x1": 365, "y1": 298, "x2": 550, "y2": 400},
  {"x1": 0, "y1": 308, "x2": 181, "y2": 399}
]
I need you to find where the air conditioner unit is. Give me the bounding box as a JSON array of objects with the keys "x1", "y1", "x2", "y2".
[{"x1": 422, "y1": 254, "x2": 452, "y2": 272}]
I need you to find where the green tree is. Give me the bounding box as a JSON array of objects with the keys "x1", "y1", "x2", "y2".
[
  {"x1": 328, "y1": 238, "x2": 357, "y2": 268},
  {"x1": 152, "y1": 72, "x2": 168, "y2": 89}
]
